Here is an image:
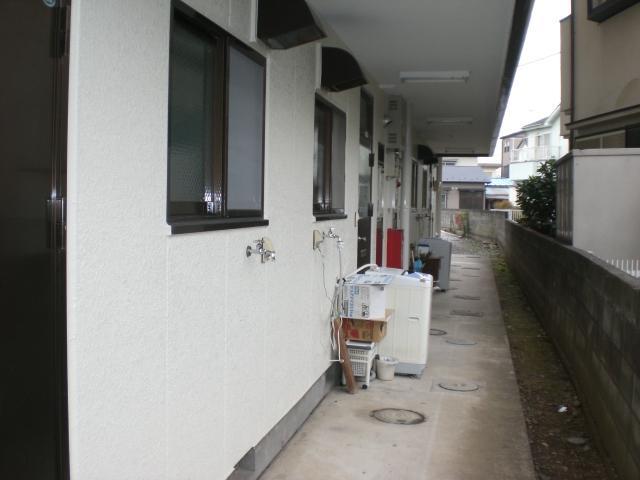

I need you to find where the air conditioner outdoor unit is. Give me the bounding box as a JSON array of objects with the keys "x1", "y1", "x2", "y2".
[{"x1": 385, "y1": 95, "x2": 406, "y2": 151}]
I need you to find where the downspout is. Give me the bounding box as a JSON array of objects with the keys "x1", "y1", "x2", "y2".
[
  {"x1": 433, "y1": 160, "x2": 442, "y2": 236},
  {"x1": 400, "y1": 104, "x2": 412, "y2": 269}
]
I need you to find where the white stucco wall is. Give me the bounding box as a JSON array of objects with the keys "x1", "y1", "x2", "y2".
[
  {"x1": 445, "y1": 189, "x2": 460, "y2": 209},
  {"x1": 573, "y1": 149, "x2": 640, "y2": 260},
  {"x1": 510, "y1": 160, "x2": 541, "y2": 181},
  {"x1": 66, "y1": 1, "x2": 384, "y2": 478}
]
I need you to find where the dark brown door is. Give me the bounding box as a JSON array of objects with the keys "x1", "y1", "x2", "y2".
[
  {"x1": 0, "y1": 1, "x2": 70, "y2": 479},
  {"x1": 357, "y1": 90, "x2": 374, "y2": 267}
]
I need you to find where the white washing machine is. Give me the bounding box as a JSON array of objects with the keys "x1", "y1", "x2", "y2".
[{"x1": 365, "y1": 269, "x2": 433, "y2": 375}]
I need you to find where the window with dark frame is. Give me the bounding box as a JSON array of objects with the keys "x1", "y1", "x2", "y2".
[
  {"x1": 313, "y1": 97, "x2": 346, "y2": 218},
  {"x1": 588, "y1": 0, "x2": 640, "y2": 22},
  {"x1": 168, "y1": 1, "x2": 266, "y2": 233},
  {"x1": 410, "y1": 161, "x2": 418, "y2": 208},
  {"x1": 422, "y1": 169, "x2": 428, "y2": 208}
]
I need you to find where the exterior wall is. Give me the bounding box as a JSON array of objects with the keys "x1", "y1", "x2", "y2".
[
  {"x1": 66, "y1": 1, "x2": 384, "y2": 479},
  {"x1": 509, "y1": 160, "x2": 541, "y2": 180},
  {"x1": 445, "y1": 188, "x2": 460, "y2": 209},
  {"x1": 499, "y1": 221, "x2": 640, "y2": 480},
  {"x1": 572, "y1": 2, "x2": 640, "y2": 122},
  {"x1": 572, "y1": 148, "x2": 640, "y2": 260},
  {"x1": 508, "y1": 115, "x2": 569, "y2": 182},
  {"x1": 560, "y1": 15, "x2": 571, "y2": 137},
  {"x1": 441, "y1": 209, "x2": 506, "y2": 241}
]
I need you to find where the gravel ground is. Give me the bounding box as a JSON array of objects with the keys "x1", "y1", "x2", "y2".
[{"x1": 440, "y1": 231, "x2": 618, "y2": 480}]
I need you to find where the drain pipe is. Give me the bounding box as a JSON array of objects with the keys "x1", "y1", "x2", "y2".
[{"x1": 400, "y1": 103, "x2": 413, "y2": 270}]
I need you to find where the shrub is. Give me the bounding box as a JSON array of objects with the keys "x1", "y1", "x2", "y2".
[
  {"x1": 516, "y1": 160, "x2": 556, "y2": 236},
  {"x1": 493, "y1": 199, "x2": 513, "y2": 209}
]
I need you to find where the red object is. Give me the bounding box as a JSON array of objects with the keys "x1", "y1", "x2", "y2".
[
  {"x1": 375, "y1": 227, "x2": 383, "y2": 266},
  {"x1": 386, "y1": 228, "x2": 403, "y2": 268}
]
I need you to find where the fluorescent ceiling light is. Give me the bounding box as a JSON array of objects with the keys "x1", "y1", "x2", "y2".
[
  {"x1": 426, "y1": 117, "x2": 473, "y2": 126},
  {"x1": 400, "y1": 70, "x2": 470, "y2": 83}
]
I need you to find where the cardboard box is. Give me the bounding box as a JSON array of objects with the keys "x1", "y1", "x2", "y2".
[
  {"x1": 342, "y1": 274, "x2": 393, "y2": 320},
  {"x1": 342, "y1": 310, "x2": 393, "y2": 342}
]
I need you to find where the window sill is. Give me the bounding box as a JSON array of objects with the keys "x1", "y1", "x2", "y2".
[
  {"x1": 170, "y1": 217, "x2": 269, "y2": 234},
  {"x1": 314, "y1": 213, "x2": 348, "y2": 221}
]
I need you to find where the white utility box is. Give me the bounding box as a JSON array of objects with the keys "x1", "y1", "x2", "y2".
[
  {"x1": 365, "y1": 269, "x2": 433, "y2": 375},
  {"x1": 342, "y1": 274, "x2": 393, "y2": 320}
]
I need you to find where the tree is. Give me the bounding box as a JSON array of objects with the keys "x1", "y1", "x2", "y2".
[{"x1": 516, "y1": 160, "x2": 556, "y2": 236}]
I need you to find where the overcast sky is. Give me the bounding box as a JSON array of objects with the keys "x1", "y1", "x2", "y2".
[{"x1": 489, "y1": 0, "x2": 571, "y2": 162}]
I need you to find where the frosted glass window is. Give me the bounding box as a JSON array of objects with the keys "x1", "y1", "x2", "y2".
[
  {"x1": 167, "y1": 2, "x2": 267, "y2": 232},
  {"x1": 168, "y1": 18, "x2": 217, "y2": 217},
  {"x1": 227, "y1": 45, "x2": 265, "y2": 214},
  {"x1": 313, "y1": 98, "x2": 345, "y2": 216}
]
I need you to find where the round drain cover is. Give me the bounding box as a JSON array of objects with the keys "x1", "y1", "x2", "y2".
[
  {"x1": 371, "y1": 408, "x2": 426, "y2": 425},
  {"x1": 438, "y1": 382, "x2": 479, "y2": 392},
  {"x1": 446, "y1": 338, "x2": 477, "y2": 346},
  {"x1": 430, "y1": 328, "x2": 447, "y2": 336}
]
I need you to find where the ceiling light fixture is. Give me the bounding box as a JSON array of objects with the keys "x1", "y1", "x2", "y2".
[
  {"x1": 400, "y1": 70, "x2": 470, "y2": 84},
  {"x1": 426, "y1": 117, "x2": 473, "y2": 126}
]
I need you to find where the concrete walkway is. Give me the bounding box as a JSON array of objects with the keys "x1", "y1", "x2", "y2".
[{"x1": 261, "y1": 254, "x2": 535, "y2": 480}]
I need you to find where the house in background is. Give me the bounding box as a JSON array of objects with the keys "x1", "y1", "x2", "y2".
[
  {"x1": 442, "y1": 156, "x2": 501, "y2": 177},
  {"x1": 557, "y1": 0, "x2": 640, "y2": 262},
  {"x1": 501, "y1": 105, "x2": 569, "y2": 181},
  {"x1": 478, "y1": 157, "x2": 503, "y2": 178},
  {"x1": 485, "y1": 177, "x2": 516, "y2": 209},
  {"x1": 441, "y1": 165, "x2": 490, "y2": 210},
  {"x1": 0, "y1": 1, "x2": 533, "y2": 479}
]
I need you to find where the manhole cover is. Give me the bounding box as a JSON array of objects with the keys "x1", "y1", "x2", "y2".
[
  {"x1": 438, "y1": 382, "x2": 480, "y2": 392},
  {"x1": 454, "y1": 295, "x2": 481, "y2": 301},
  {"x1": 446, "y1": 338, "x2": 477, "y2": 346},
  {"x1": 451, "y1": 310, "x2": 484, "y2": 317},
  {"x1": 371, "y1": 408, "x2": 426, "y2": 425},
  {"x1": 430, "y1": 328, "x2": 447, "y2": 336}
]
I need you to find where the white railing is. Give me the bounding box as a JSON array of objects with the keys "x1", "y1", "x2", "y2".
[
  {"x1": 514, "y1": 145, "x2": 561, "y2": 162},
  {"x1": 490, "y1": 209, "x2": 524, "y2": 221},
  {"x1": 605, "y1": 259, "x2": 640, "y2": 279}
]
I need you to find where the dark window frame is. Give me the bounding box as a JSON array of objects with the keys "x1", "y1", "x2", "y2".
[
  {"x1": 587, "y1": 0, "x2": 640, "y2": 22},
  {"x1": 573, "y1": 122, "x2": 640, "y2": 149},
  {"x1": 422, "y1": 168, "x2": 429, "y2": 208},
  {"x1": 410, "y1": 160, "x2": 418, "y2": 209},
  {"x1": 313, "y1": 95, "x2": 347, "y2": 220},
  {"x1": 168, "y1": 0, "x2": 267, "y2": 234},
  {"x1": 625, "y1": 123, "x2": 640, "y2": 148}
]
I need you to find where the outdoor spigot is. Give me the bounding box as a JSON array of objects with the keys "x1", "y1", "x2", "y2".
[{"x1": 246, "y1": 237, "x2": 276, "y2": 263}]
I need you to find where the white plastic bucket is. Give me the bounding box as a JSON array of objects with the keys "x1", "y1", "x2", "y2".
[{"x1": 376, "y1": 356, "x2": 398, "y2": 381}]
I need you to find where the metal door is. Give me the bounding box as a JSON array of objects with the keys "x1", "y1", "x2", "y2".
[{"x1": 0, "y1": 1, "x2": 70, "y2": 478}]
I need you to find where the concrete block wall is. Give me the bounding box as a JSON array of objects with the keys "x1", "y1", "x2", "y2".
[
  {"x1": 441, "y1": 209, "x2": 506, "y2": 242},
  {"x1": 500, "y1": 221, "x2": 640, "y2": 480}
]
